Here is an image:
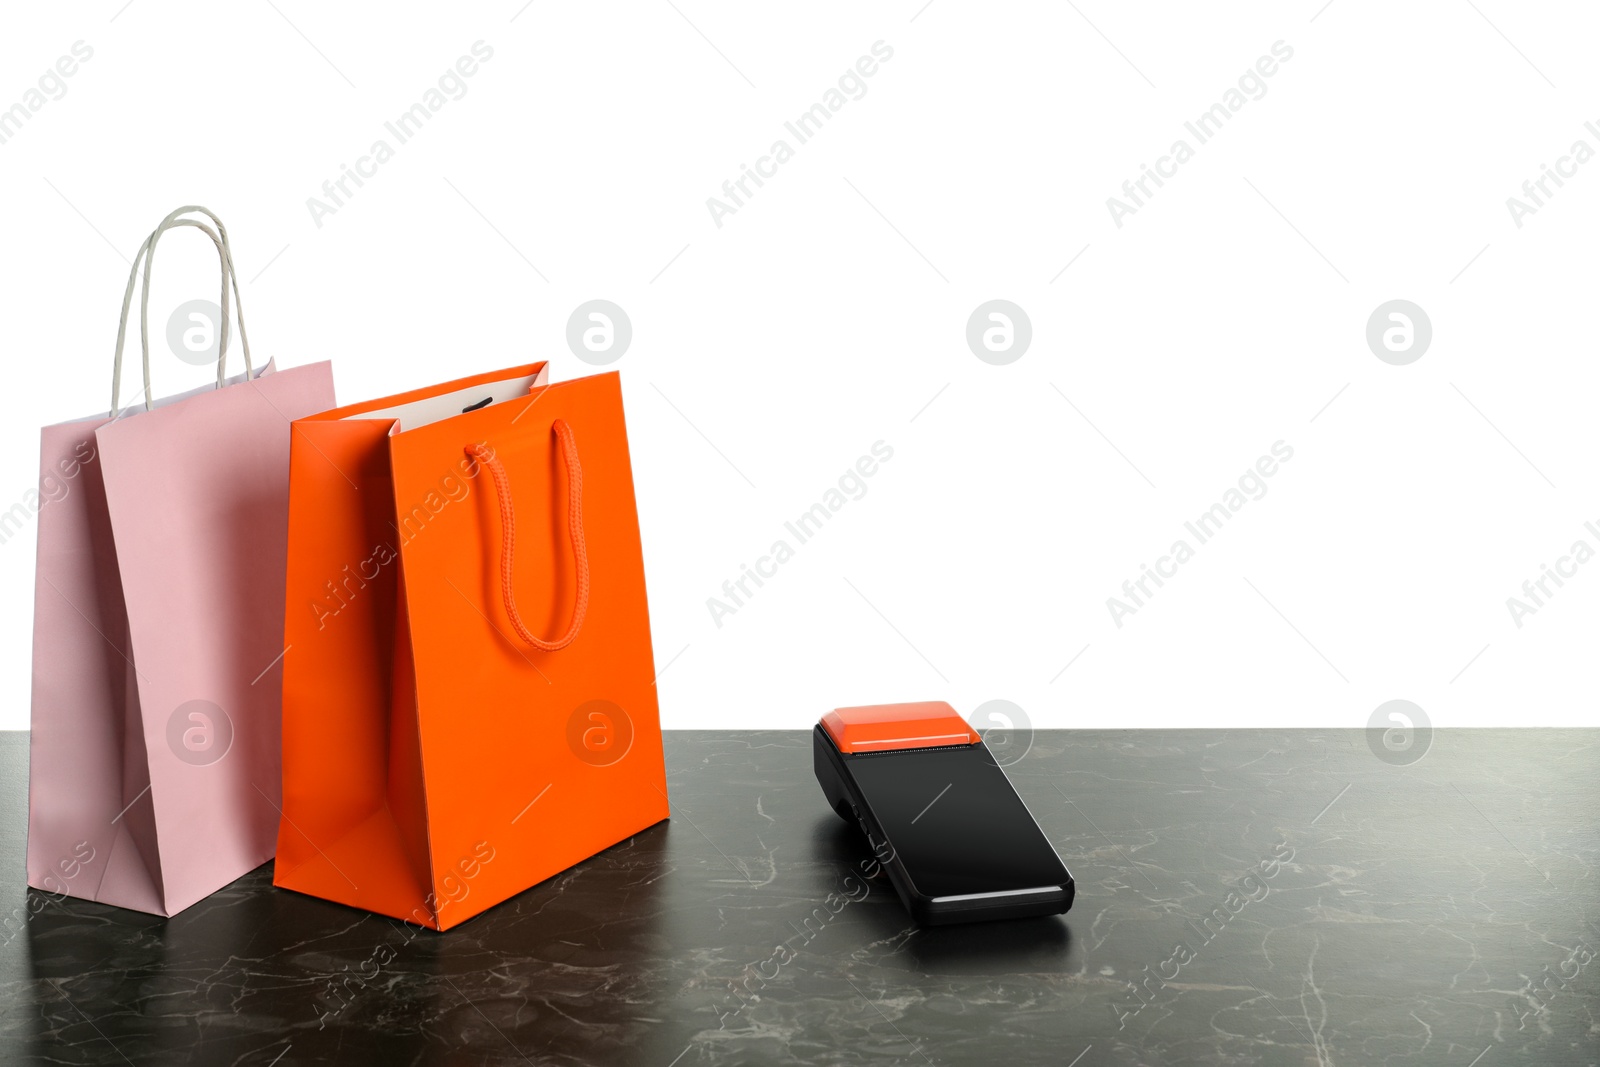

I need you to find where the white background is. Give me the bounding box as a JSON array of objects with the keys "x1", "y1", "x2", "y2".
[{"x1": 1, "y1": 1, "x2": 1596, "y2": 733}]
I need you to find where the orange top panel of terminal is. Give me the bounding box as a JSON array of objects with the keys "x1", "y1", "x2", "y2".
[{"x1": 821, "y1": 701, "x2": 982, "y2": 754}]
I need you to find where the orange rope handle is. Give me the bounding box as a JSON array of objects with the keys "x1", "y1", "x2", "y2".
[{"x1": 465, "y1": 419, "x2": 590, "y2": 651}]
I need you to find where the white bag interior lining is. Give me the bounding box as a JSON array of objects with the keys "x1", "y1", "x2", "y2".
[{"x1": 344, "y1": 367, "x2": 548, "y2": 433}]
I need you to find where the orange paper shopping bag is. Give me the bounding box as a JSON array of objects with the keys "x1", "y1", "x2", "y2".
[{"x1": 273, "y1": 363, "x2": 667, "y2": 930}]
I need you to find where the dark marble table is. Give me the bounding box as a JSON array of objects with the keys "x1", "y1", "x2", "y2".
[{"x1": 0, "y1": 729, "x2": 1595, "y2": 1066}]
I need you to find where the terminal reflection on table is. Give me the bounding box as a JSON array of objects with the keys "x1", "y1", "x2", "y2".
[{"x1": 814, "y1": 701, "x2": 1074, "y2": 925}]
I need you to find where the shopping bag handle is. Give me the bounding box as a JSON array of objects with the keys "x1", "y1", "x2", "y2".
[
  {"x1": 465, "y1": 419, "x2": 590, "y2": 652},
  {"x1": 109, "y1": 205, "x2": 254, "y2": 417}
]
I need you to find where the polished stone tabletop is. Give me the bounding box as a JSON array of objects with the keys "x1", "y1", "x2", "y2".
[{"x1": 0, "y1": 728, "x2": 1595, "y2": 1066}]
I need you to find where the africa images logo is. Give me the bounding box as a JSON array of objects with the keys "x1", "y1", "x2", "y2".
[{"x1": 166, "y1": 700, "x2": 233, "y2": 767}]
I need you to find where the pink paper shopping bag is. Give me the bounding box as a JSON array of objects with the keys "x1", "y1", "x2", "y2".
[{"x1": 27, "y1": 206, "x2": 335, "y2": 916}]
